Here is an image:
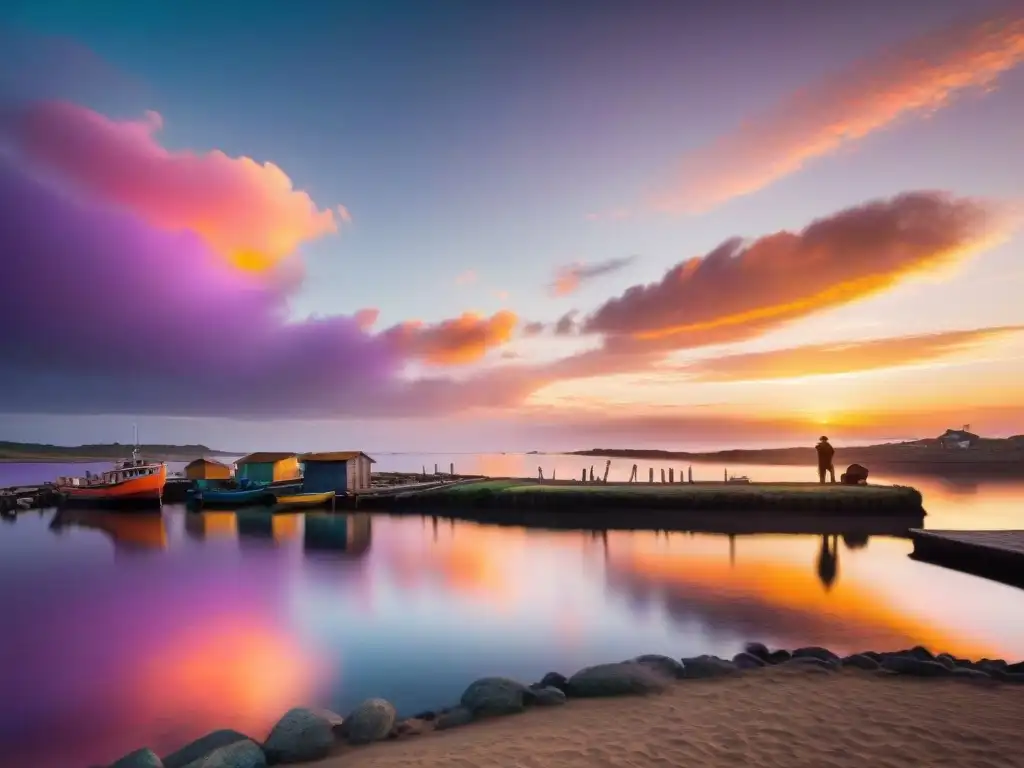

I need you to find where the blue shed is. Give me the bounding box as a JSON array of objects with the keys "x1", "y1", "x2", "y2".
[{"x1": 300, "y1": 451, "x2": 376, "y2": 493}]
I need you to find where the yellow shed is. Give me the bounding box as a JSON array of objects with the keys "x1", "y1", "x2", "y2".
[{"x1": 184, "y1": 457, "x2": 233, "y2": 480}]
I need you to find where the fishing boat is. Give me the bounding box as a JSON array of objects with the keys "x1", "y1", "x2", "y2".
[
  {"x1": 56, "y1": 447, "x2": 167, "y2": 508},
  {"x1": 186, "y1": 479, "x2": 277, "y2": 509},
  {"x1": 273, "y1": 490, "x2": 336, "y2": 511}
]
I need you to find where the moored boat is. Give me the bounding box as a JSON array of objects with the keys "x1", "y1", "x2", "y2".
[
  {"x1": 56, "y1": 447, "x2": 167, "y2": 509},
  {"x1": 186, "y1": 479, "x2": 277, "y2": 508},
  {"x1": 273, "y1": 490, "x2": 336, "y2": 511}
]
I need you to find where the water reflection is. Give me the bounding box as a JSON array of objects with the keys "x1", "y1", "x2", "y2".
[
  {"x1": 49, "y1": 509, "x2": 167, "y2": 551},
  {"x1": 304, "y1": 512, "x2": 372, "y2": 556},
  {"x1": 603, "y1": 532, "x2": 1001, "y2": 658}
]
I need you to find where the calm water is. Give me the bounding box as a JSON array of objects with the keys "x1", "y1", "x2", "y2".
[{"x1": 2, "y1": 453, "x2": 1023, "y2": 768}]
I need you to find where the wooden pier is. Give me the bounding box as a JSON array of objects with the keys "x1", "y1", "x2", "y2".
[
  {"x1": 909, "y1": 529, "x2": 1024, "y2": 589},
  {"x1": 0, "y1": 484, "x2": 59, "y2": 513}
]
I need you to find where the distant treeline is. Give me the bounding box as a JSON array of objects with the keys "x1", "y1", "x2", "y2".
[{"x1": 0, "y1": 441, "x2": 234, "y2": 460}]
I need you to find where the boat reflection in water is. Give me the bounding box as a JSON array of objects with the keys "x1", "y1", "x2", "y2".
[
  {"x1": 303, "y1": 513, "x2": 372, "y2": 557},
  {"x1": 49, "y1": 509, "x2": 168, "y2": 551}
]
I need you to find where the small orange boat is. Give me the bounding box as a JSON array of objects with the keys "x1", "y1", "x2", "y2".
[{"x1": 57, "y1": 447, "x2": 167, "y2": 508}]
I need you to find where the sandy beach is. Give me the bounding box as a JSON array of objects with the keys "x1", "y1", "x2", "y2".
[{"x1": 326, "y1": 666, "x2": 1023, "y2": 768}]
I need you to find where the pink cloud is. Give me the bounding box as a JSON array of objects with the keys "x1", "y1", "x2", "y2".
[
  {"x1": 0, "y1": 101, "x2": 343, "y2": 271},
  {"x1": 551, "y1": 256, "x2": 636, "y2": 296}
]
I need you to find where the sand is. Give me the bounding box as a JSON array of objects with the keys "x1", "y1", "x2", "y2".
[{"x1": 323, "y1": 666, "x2": 1024, "y2": 768}]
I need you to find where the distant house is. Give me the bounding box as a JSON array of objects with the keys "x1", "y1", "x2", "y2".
[
  {"x1": 300, "y1": 451, "x2": 376, "y2": 493},
  {"x1": 937, "y1": 428, "x2": 979, "y2": 450},
  {"x1": 184, "y1": 457, "x2": 232, "y2": 480},
  {"x1": 235, "y1": 452, "x2": 301, "y2": 483}
]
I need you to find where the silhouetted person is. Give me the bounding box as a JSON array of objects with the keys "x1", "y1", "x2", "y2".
[{"x1": 816, "y1": 436, "x2": 835, "y2": 483}]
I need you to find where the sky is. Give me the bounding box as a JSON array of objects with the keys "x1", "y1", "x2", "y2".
[{"x1": 0, "y1": 0, "x2": 1022, "y2": 452}]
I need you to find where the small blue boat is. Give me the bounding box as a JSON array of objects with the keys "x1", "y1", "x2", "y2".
[{"x1": 187, "y1": 478, "x2": 276, "y2": 508}]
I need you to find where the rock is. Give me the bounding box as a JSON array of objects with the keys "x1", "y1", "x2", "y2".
[
  {"x1": 909, "y1": 646, "x2": 935, "y2": 661},
  {"x1": 182, "y1": 740, "x2": 266, "y2": 768},
  {"x1": 842, "y1": 654, "x2": 881, "y2": 671},
  {"x1": 988, "y1": 669, "x2": 1024, "y2": 684},
  {"x1": 743, "y1": 642, "x2": 771, "y2": 662},
  {"x1": 531, "y1": 686, "x2": 567, "y2": 706},
  {"x1": 164, "y1": 730, "x2": 252, "y2": 768},
  {"x1": 435, "y1": 706, "x2": 473, "y2": 731},
  {"x1": 411, "y1": 710, "x2": 437, "y2": 722},
  {"x1": 934, "y1": 654, "x2": 956, "y2": 670},
  {"x1": 976, "y1": 658, "x2": 1008, "y2": 672},
  {"x1": 786, "y1": 656, "x2": 839, "y2": 671},
  {"x1": 566, "y1": 662, "x2": 670, "y2": 697},
  {"x1": 634, "y1": 654, "x2": 686, "y2": 679},
  {"x1": 112, "y1": 748, "x2": 163, "y2": 768},
  {"x1": 859, "y1": 651, "x2": 883, "y2": 661},
  {"x1": 767, "y1": 650, "x2": 792, "y2": 665},
  {"x1": 537, "y1": 671, "x2": 569, "y2": 692},
  {"x1": 460, "y1": 677, "x2": 534, "y2": 716},
  {"x1": 791, "y1": 646, "x2": 840, "y2": 663},
  {"x1": 840, "y1": 464, "x2": 869, "y2": 485},
  {"x1": 679, "y1": 656, "x2": 739, "y2": 679},
  {"x1": 732, "y1": 652, "x2": 766, "y2": 669},
  {"x1": 1005, "y1": 660, "x2": 1024, "y2": 674},
  {"x1": 880, "y1": 656, "x2": 954, "y2": 678},
  {"x1": 263, "y1": 707, "x2": 335, "y2": 763},
  {"x1": 344, "y1": 698, "x2": 397, "y2": 745}
]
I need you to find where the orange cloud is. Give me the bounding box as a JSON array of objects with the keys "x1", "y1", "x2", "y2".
[
  {"x1": 656, "y1": 13, "x2": 1024, "y2": 212},
  {"x1": 551, "y1": 256, "x2": 636, "y2": 296},
  {"x1": 585, "y1": 192, "x2": 1006, "y2": 350},
  {"x1": 2, "y1": 101, "x2": 342, "y2": 270},
  {"x1": 675, "y1": 326, "x2": 1024, "y2": 382},
  {"x1": 383, "y1": 310, "x2": 518, "y2": 365}
]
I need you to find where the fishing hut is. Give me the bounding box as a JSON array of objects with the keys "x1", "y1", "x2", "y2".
[
  {"x1": 183, "y1": 458, "x2": 233, "y2": 480},
  {"x1": 299, "y1": 451, "x2": 376, "y2": 494},
  {"x1": 234, "y1": 452, "x2": 301, "y2": 484}
]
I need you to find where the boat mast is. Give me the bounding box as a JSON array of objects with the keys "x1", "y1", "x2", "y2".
[{"x1": 133, "y1": 422, "x2": 139, "y2": 461}]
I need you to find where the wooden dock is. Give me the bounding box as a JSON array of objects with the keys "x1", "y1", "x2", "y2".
[{"x1": 909, "y1": 529, "x2": 1024, "y2": 589}]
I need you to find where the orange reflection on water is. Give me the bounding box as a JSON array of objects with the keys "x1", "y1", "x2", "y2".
[
  {"x1": 139, "y1": 617, "x2": 323, "y2": 746},
  {"x1": 609, "y1": 541, "x2": 1002, "y2": 659},
  {"x1": 185, "y1": 511, "x2": 238, "y2": 539},
  {"x1": 273, "y1": 514, "x2": 300, "y2": 543}
]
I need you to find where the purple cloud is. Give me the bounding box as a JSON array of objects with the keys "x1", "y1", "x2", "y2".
[{"x1": 0, "y1": 153, "x2": 400, "y2": 417}]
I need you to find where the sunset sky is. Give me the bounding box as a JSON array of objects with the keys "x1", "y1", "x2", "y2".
[{"x1": 1, "y1": 0, "x2": 1022, "y2": 451}]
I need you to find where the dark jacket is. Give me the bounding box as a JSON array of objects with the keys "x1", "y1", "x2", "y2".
[{"x1": 815, "y1": 441, "x2": 835, "y2": 466}]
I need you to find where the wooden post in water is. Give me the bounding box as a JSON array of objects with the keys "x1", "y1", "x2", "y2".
[
  {"x1": 724, "y1": 468, "x2": 728, "y2": 482},
  {"x1": 629, "y1": 464, "x2": 637, "y2": 483},
  {"x1": 649, "y1": 467, "x2": 654, "y2": 483},
  {"x1": 581, "y1": 468, "x2": 586, "y2": 483},
  {"x1": 450, "y1": 462, "x2": 454, "y2": 478},
  {"x1": 669, "y1": 468, "x2": 674, "y2": 483},
  {"x1": 538, "y1": 466, "x2": 544, "y2": 482},
  {"x1": 589, "y1": 466, "x2": 594, "y2": 482},
  {"x1": 552, "y1": 468, "x2": 556, "y2": 481},
  {"x1": 660, "y1": 468, "x2": 665, "y2": 483},
  {"x1": 434, "y1": 463, "x2": 438, "y2": 475},
  {"x1": 688, "y1": 466, "x2": 693, "y2": 483},
  {"x1": 603, "y1": 460, "x2": 611, "y2": 483},
  {"x1": 422, "y1": 465, "x2": 426, "y2": 480}
]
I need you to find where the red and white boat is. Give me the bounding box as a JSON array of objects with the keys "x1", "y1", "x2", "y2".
[{"x1": 57, "y1": 446, "x2": 167, "y2": 508}]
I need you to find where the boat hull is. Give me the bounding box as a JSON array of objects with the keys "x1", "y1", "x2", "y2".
[
  {"x1": 58, "y1": 466, "x2": 166, "y2": 509},
  {"x1": 188, "y1": 488, "x2": 277, "y2": 507},
  {"x1": 274, "y1": 491, "x2": 336, "y2": 511}
]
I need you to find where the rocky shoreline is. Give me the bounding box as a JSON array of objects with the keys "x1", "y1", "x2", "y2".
[{"x1": 106, "y1": 644, "x2": 1024, "y2": 768}]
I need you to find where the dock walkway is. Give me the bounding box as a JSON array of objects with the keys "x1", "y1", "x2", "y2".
[{"x1": 909, "y1": 529, "x2": 1024, "y2": 589}]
